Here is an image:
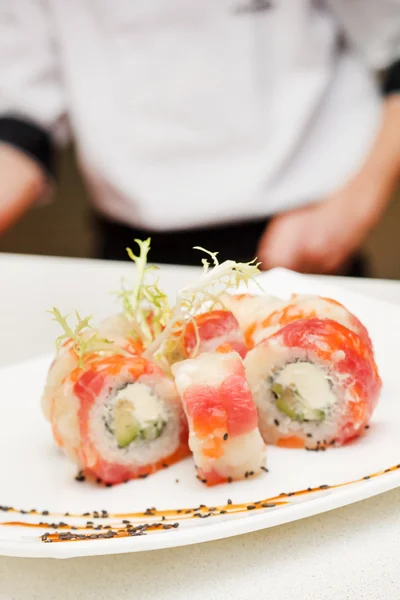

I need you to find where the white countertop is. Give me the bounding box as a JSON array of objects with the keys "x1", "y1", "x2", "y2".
[{"x1": 0, "y1": 253, "x2": 398, "y2": 600}]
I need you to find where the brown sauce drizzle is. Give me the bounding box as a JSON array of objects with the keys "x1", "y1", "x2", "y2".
[{"x1": 1, "y1": 462, "x2": 399, "y2": 543}]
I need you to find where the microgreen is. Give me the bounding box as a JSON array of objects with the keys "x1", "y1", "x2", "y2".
[
  {"x1": 116, "y1": 238, "x2": 172, "y2": 346},
  {"x1": 48, "y1": 308, "x2": 126, "y2": 367},
  {"x1": 143, "y1": 248, "x2": 260, "y2": 364}
]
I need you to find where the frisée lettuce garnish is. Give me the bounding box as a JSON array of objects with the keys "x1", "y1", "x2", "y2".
[
  {"x1": 143, "y1": 248, "x2": 260, "y2": 365},
  {"x1": 117, "y1": 238, "x2": 172, "y2": 346},
  {"x1": 49, "y1": 241, "x2": 260, "y2": 367}
]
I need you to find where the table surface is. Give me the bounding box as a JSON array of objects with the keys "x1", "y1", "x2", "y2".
[{"x1": 1, "y1": 253, "x2": 399, "y2": 600}]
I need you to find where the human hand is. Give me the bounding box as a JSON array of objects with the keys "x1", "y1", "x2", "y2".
[
  {"x1": 257, "y1": 96, "x2": 400, "y2": 274},
  {"x1": 256, "y1": 175, "x2": 385, "y2": 274},
  {"x1": 0, "y1": 144, "x2": 45, "y2": 235}
]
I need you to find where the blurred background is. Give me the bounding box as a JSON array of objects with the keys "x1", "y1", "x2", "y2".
[{"x1": 0, "y1": 145, "x2": 399, "y2": 279}]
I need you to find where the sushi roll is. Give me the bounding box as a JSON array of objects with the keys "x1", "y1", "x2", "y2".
[
  {"x1": 44, "y1": 353, "x2": 189, "y2": 484},
  {"x1": 245, "y1": 294, "x2": 371, "y2": 348},
  {"x1": 245, "y1": 318, "x2": 381, "y2": 449},
  {"x1": 183, "y1": 310, "x2": 247, "y2": 358},
  {"x1": 221, "y1": 293, "x2": 286, "y2": 347},
  {"x1": 172, "y1": 350, "x2": 266, "y2": 486}
]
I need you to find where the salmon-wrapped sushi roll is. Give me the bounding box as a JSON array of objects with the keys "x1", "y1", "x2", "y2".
[
  {"x1": 245, "y1": 318, "x2": 381, "y2": 449},
  {"x1": 246, "y1": 294, "x2": 371, "y2": 348},
  {"x1": 183, "y1": 310, "x2": 247, "y2": 358},
  {"x1": 172, "y1": 351, "x2": 266, "y2": 486},
  {"x1": 43, "y1": 354, "x2": 189, "y2": 484}
]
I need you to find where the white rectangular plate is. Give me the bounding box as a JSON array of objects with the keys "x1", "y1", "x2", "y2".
[{"x1": 0, "y1": 269, "x2": 399, "y2": 558}]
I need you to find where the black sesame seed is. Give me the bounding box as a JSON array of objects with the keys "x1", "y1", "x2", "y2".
[
  {"x1": 365, "y1": 425, "x2": 370, "y2": 430},
  {"x1": 306, "y1": 433, "x2": 312, "y2": 438},
  {"x1": 245, "y1": 471, "x2": 249, "y2": 479},
  {"x1": 82, "y1": 512, "x2": 90, "y2": 517},
  {"x1": 227, "y1": 499, "x2": 232, "y2": 505},
  {"x1": 363, "y1": 476, "x2": 371, "y2": 480},
  {"x1": 330, "y1": 440, "x2": 336, "y2": 445},
  {"x1": 260, "y1": 466, "x2": 269, "y2": 473},
  {"x1": 175, "y1": 479, "x2": 180, "y2": 483},
  {"x1": 274, "y1": 419, "x2": 280, "y2": 427},
  {"x1": 307, "y1": 487, "x2": 312, "y2": 492},
  {"x1": 75, "y1": 472, "x2": 86, "y2": 482},
  {"x1": 223, "y1": 433, "x2": 228, "y2": 441},
  {"x1": 385, "y1": 468, "x2": 391, "y2": 473},
  {"x1": 105, "y1": 483, "x2": 112, "y2": 488},
  {"x1": 228, "y1": 477, "x2": 232, "y2": 483},
  {"x1": 173, "y1": 523, "x2": 179, "y2": 528},
  {"x1": 397, "y1": 465, "x2": 400, "y2": 469},
  {"x1": 139, "y1": 474, "x2": 149, "y2": 479},
  {"x1": 247, "y1": 505, "x2": 256, "y2": 510},
  {"x1": 104, "y1": 530, "x2": 115, "y2": 538},
  {"x1": 162, "y1": 463, "x2": 168, "y2": 469},
  {"x1": 249, "y1": 471, "x2": 254, "y2": 476},
  {"x1": 288, "y1": 492, "x2": 295, "y2": 497},
  {"x1": 262, "y1": 503, "x2": 276, "y2": 508},
  {"x1": 220, "y1": 510, "x2": 227, "y2": 514},
  {"x1": 96, "y1": 478, "x2": 102, "y2": 484},
  {"x1": 161, "y1": 516, "x2": 166, "y2": 521}
]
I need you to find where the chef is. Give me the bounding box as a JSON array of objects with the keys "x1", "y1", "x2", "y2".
[{"x1": 0, "y1": 0, "x2": 399, "y2": 273}]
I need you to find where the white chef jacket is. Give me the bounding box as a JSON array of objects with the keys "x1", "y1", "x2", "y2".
[{"x1": 0, "y1": 0, "x2": 399, "y2": 231}]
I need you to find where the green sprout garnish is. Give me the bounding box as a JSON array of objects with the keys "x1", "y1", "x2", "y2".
[
  {"x1": 143, "y1": 248, "x2": 260, "y2": 365},
  {"x1": 116, "y1": 238, "x2": 172, "y2": 346},
  {"x1": 48, "y1": 308, "x2": 126, "y2": 367}
]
